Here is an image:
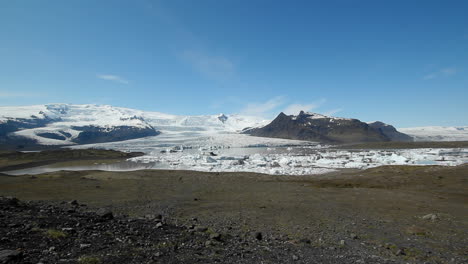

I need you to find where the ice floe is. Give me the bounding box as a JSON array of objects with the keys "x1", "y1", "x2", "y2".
[{"x1": 128, "y1": 147, "x2": 468, "y2": 175}]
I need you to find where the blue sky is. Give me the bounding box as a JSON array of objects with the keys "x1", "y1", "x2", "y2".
[{"x1": 0, "y1": 0, "x2": 467, "y2": 127}]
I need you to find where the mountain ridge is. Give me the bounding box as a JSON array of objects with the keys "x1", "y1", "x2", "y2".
[
  {"x1": 0, "y1": 104, "x2": 268, "y2": 148},
  {"x1": 2, "y1": 104, "x2": 467, "y2": 149},
  {"x1": 244, "y1": 111, "x2": 409, "y2": 144}
]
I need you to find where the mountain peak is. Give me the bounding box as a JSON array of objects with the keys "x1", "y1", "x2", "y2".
[
  {"x1": 217, "y1": 113, "x2": 228, "y2": 123},
  {"x1": 297, "y1": 111, "x2": 328, "y2": 119},
  {"x1": 246, "y1": 111, "x2": 393, "y2": 144}
]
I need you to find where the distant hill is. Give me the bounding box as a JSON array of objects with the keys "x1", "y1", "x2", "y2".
[
  {"x1": 244, "y1": 111, "x2": 412, "y2": 144},
  {"x1": 368, "y1": 121, "x2": 413, "y2": 142}
]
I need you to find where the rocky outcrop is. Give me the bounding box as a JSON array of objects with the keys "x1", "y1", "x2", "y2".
[
  {"x1": 0, "y1": 117, "x2": 57, "y2": 144},
  {"x1": 71, "y1": 125, "x2": 160, "y2": 144},
  {"x1": 245, "y1": 111, "x2": 390, "y2": 144},
  {"x1": 368, "y1": 121, "x2": 413, "y2": 142}
]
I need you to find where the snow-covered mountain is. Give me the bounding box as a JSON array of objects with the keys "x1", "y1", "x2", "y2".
[
  {"x1": 399, "y1": 126, "x2": 468, "y2": 142},
  {"x1": 0, "y1": 104, "x2": 268, "y2": 147}
]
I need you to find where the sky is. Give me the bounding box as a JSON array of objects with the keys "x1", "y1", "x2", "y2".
[{"x1": 0, "y1": 0, "x2": 467, "y2": 127}]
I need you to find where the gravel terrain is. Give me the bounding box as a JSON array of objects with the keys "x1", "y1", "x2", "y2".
[{"x1": 0, "y1": 196, "x2": 399, "y2": 264}]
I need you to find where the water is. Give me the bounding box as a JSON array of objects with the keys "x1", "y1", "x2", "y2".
[{"x1": 3, "y1": 160, "x2": 157, "y2": 176}]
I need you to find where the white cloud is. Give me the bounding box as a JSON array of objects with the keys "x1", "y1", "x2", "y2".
[
  {"x1": 96, "y1": 74, "x2": 129, "y2": 84},
  {"x1": 239, "y1": 96, "x2": 285, "y2": 117},
  {"x1": 180, "y1": 50, "x2": 235, "y2": 81},
  {"x1": 423, "y1": 67, "x2": 459, "y2": 80}
]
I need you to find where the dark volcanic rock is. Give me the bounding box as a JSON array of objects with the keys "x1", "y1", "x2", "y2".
[
  {"x1": 71, "y1": 125, "x2": 160, "y2": 144},
  {"x1": 245, "y1": 111, "x2": 390, "y2": 144},
  {"x1": 368, "y1": 121, "x2": 413, "y2": 142},
  {"x1": 0, "y1": 117, "x2": 56, "y2": 139},
  {"x1": 0, "y1": 117, "x2": 56, "y2": 149},
  {"x1": 36, "y1": 132, "x2": 67, "y2": 141},
  {"x1": 0, "y1": 249, "x2": 22, "y2": 263},
  {"x1": 95, "y1": 208, "x2": 114, "y2": 220}
]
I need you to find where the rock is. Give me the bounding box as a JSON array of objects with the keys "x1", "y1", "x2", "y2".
[
  {"x1": 0, "y1": 197, "x2": 19, "y2": 206},
  {"x1": 155, "y1": 222, "x2": 163, "y2": 228},
  {"x1": 292, "y1": 255, "x2": 299, "y2": 261},
  {"x1": 96, "y1": 208, "x2": 114, "y2": 220},
  {"x1": 145, "y1": 214, "x2": 162, "y2": 221},
  {"x1": 69, "y1": 200, "x2": 78, "y2": 206},
  {"x1": 299, "y1": 238, "x2": 311, "y2": 244},
  {"x1": 254, "y1": 232, "x2": 263, "y2": 240},
  {"x1": 80, "y1": 244, "x2": 91, "y2": 249},
  {"x1": 194, "y1": 226, "x2": 208, "y2": 232},
  {"x1": 205, "y1": 240, "x2": 212, "y2": 247},
  {"x1": 209, "y1": 233, "x2": 221, "y2": 241},
  {"x1": 0, "y1": 249, "x2": 22, "y2": 263},
  {"x1": 396, "y1": 248, "x2": 406, "y2": 256},
  {"x1": 145, "y1": 214, "x2": 155, "y2": 220},
  {"x1": 61, "y1": 227, "x2": 75, "y2": 233},
  {"x1": 421, "y1": 213, "x2": 438, "y2": 221},
  {"x1": 350, "y1": 233, "x2": 359, "y2": 239},
  {"x1": 339, "y1": 240, "x2": 346, "y2": 246}
]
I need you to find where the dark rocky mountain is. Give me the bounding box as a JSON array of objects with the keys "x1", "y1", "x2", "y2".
[
  {"x1": 368, "y1": 121, "x2": 413, "y2": 142},
  {"x1": 244, "y1": 111, "x2": 391, "y2": 144},
  {"x1": 71, "y1": 125, "x2": 160, "y2": 144},
  {"x1": 0, "y1": 116, "x2": 57, "y2": 140}
]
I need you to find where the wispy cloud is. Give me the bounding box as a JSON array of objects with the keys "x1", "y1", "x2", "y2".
[
  {"x1": 239, "y1": 96, "x2": 286, "y2": 117},
  {"x1": 423, "y1": 67, "x2": 459, "y2": 80},
  {"x1": 180, "y1": 50, "x2": 235, "y2": 81},
  {"x1": 96, "y1": 74, "x2": 129, "y2": 84},
  {"x1": 323, "y1": 108, "x2": 343, "y2": 116},
  {"x1": 0, "y1": 91, "x2": 40, "y2": 98},
  {"x1": 283, "y1": 99, "x2": 326, "y2": 115},
  {"x1": 238, "y1": 97, "x2": 332, "y2": 118}
]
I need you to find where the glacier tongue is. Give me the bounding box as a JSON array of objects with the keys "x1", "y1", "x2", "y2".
[{"x1": 399, "y1": 126, "x2": 468, "y2": 142}]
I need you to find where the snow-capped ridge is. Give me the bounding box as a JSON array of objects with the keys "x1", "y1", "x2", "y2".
[
  {"x1": 293, "y1": 111, "x2": 353, "y2": 121},
  {"x1": 0, "y1": 104, "x2": 269, "y2": 146}
]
